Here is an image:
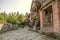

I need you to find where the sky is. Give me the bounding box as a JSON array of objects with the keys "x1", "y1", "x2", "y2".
[{"x1": 0, "y1": 0, "x2": 32, "y2": 14}]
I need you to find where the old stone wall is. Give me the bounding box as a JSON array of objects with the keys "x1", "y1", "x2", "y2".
[
  {"x1": 0, "y1": 24, "x2": 18, "y2": 34},
  {"x1": 52, "y1": 0, "x2": 60, "y2": 33}
]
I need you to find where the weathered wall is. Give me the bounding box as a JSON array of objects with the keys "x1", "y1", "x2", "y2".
[
  {"x1": 0, "y1": 24, "x2": 18, "y2": 34},
  {"x1": 52, "y1": 0, "x2": 60, "y2": 33},
  {"x1": 40, "y1": 11, "x2": 46, "y2": 31}
]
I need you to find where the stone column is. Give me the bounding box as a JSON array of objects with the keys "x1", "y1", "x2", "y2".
[
  {"x1": 40, "y1": 11, "x2": 46, "y2": 31},
  {"x1": 52, "y1": 0, "x2": 60, "y2": 33}
]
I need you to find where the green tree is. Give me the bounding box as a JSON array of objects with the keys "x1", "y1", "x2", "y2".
[{"x1": 0, "y1": 12, "x2": 7, "y2": 24}]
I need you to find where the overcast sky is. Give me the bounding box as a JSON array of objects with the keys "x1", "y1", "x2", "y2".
[{"x1": 0, "y1": 0, "x2": 32, "y2": 14}]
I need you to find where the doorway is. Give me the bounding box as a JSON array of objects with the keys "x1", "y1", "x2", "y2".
[
  {"x1": 45, "y1": 6, "x2": 53, "y2": 27},
  {"x1": 42, "y1": 5, "x2": 53, "y2": 32}
]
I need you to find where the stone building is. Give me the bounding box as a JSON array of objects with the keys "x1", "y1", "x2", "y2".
[
  {"x1": 27, "y1": 0, "x2": 60, "y2": 33},
  {"x1": 28, "y1": 0, "x2": 41, "y2": 31}
]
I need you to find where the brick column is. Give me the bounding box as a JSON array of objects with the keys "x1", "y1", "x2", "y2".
[
  {"x1": 40, "y1": 11, "x2": 46, "y2": 31},
  {"x1": 52, "y1": 0, "x2": 60, "y2": 33}
]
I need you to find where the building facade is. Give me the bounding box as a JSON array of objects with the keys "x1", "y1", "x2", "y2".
[{"x1": 27, "y1": 0, "x2": 60, "y2": 33}]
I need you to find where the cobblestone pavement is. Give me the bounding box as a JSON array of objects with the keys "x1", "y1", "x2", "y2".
[{"x1": 0, "y1": 26, "x2": 57, "y2": 40}]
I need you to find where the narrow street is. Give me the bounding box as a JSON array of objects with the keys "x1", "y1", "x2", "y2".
[{"x1": 0, "y1": 26, "x2": 57, "y2": 40}]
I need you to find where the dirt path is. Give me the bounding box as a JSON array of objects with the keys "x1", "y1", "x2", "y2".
[{"x1": 0, "y1": 26, "x2": 57, "y2": 40}]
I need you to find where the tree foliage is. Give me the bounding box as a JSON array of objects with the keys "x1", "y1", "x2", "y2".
[{"x1": 0, "y1": 12, "x2": 26, "y2": 25}]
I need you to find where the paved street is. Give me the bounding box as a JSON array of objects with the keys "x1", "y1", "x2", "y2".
[{"x1": 0, "y1": 26, "x2": 57, "y2": 40}]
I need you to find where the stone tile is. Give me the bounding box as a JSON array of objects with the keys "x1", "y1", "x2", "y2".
[{"x1": 0, "y1": 27, "x2": 57, "y2": 40}]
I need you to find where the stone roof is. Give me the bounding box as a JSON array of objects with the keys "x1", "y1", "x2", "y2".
[
  {"x1": 30, "y1": 0, "x2": 41, "y2": 12},
  {"x1": 33, "y1": 0, "x2": 42, "y2": 4}
]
